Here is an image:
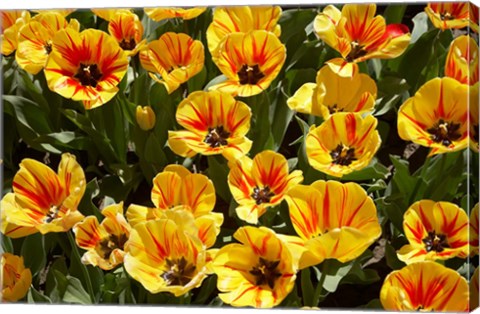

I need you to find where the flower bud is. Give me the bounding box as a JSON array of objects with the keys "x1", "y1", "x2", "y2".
[
  {"x1": 136, "y1": 106, "x2": 156, "y2": 131},
  {"x1": 1, "y1": 253, "x2": 32, "y2": 302}
]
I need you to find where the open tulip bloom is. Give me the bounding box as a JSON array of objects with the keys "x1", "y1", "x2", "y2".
[{"x1": 314, "y1": 4, "x2": 411, "y2": 77}]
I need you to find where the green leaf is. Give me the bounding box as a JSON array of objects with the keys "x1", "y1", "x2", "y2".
[
  {"x1": 188, "y1": 67, "x2": 207, "y2": 92},
  {"x1": 362, "y1": 299, "x2": 383, "y2": 309},
  {"x1": 27, "y1": 286, "x2": 52, "y2": 304},
  {"x1": 204, "y1": 75, "x2": 227, "y2": 90},
  {"x1": 57, "y1": 273, "x2": 93, "y2": 304},
  {"x1": 384, "y1": 4, "x2": 407, "y2": 24},
  {"x1": 385, "y1": 242, "x2": 406, "y2": 270},
  {"x1": 315, "y1": 259, "x2": 354, "y2": 293},
  {"x1": 128, "y1": 72, "x2": 150, "y2": 106},
  {"x1": 193, "y1": 275, "x2": 217, "y2": 304},
  {"x1": 21, "y1": 233, "x2": 46, "y2": 277},
  {"x1": 300, "y1": 268, "x2": 315, "y2": 306},
  {"x1": 339, "y1": 158, "x2": 390, "y2": 181},
  {"x1": 1, "y1": 235, "x2": 13, "y2": 254},
  {"x1": 78, "y1": 178, "x2": 102, "y2": 220},
  {"x1": 207, "y1": 156, "x2": 231, "y2": 203},
  {"x1": 144, "y1": 133, "x2": 168, "y2": 168},
  {"x1": 389, "y1": 155, "x2": 416, "y2": 199}
]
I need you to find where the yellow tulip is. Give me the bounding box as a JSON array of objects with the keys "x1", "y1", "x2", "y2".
[
  {"x1": 212, "y1": 226, "x2": 298, "y2": 308},
  {"x1": 2, "y1": 153, "x2": 86, "y2": 235},
  {"x1": 306, "y1": 113, "x2": 381, "y2": 177},
  {"x1": 470, "y1": 203, "x2": 479, "y2": 256},
  {"x1": 445, "y1": 35, "x2": 478, "y2": 86},
  {"x1": 397, "y1": 77, "x2": 469, "y2": 155},
  {"x1": 44, "y1": 28, "x2": 129, "y2": 109},
  {"x1": 425, "y1": 2, "x2": 470, "y2": 31},
  {"x1": 1, "y1": 253, "x2": 32, "y2": 302},
  {"x1": 314, "y1": 4, "x2": 410, "y2": 77},
  {"x1": 397, "y1": 200, "x2": 469, "y2": 264},
  {"x1": 135, "y1": 106, "x2": 156, "y2": 131},
  {"x1": 209, "y1": 30, "x2": 286, "y2": 97},
  {"x1": 168, "y1": 91, "x2": 252, "y2": 161},
  {"x1": 73, "y1": 203, "x2": 131, "y2": 270},
  {"x1": 16, "y1": 12, "x2": 80, "y2": 75},
  {"x1": 108, "y1": 10, "x2": 146, "y2": 56},
  {"x1": 1, "y1": 10, "x2": 30, "y2": 56},
  {"x1": 144, "y1": 7, "x2": 206, "y2": 22},
  {"x1": 206, "y1": 6, "x2": 281, "y2": 54},
  {"x1": 228, "y1": 150, "x2": 303, "y2": 224},
  {"x1": 124, "y1": 218, "x2": 210, "y2": 296},
  {"x1": 285, "y1": 180, "x2": 381, "y2": 269},
  {"x1": 380, "y1": 262, "x2": 469, "y2": 311}
]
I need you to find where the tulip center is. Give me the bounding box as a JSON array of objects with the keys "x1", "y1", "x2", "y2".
[
  {"x1": 440, "y1": 12, "x2": 454, "y2": 21},
  {"x1": 44, "y1": 41, "x2": 53, "y2": 54},
  {"x1": 96, "y1": 234, "x2": 128, "y2": 259},
  {"x1": 161, "y1": 256, "x2": 197, "y2": 286},
  {"x1": 204, "y1": 125, "x2": 230, "y2": 148},
  {"x1": 249, "y1": 257, "x2": 282, "y2": 289},
  {"x1": 251, "y1": 186, "x2": 275, "y2": 205},
  {"x1": 422, "y1": 231, "x2": 450, "y2": 253},
  {"x1": 346, "y1": 41, "x2": 368, "y2": 62},
  {"x1": 120, "y1": 38, "x2": 136, "y2": 51},
  {"x1": 44, "y1": 204, "x2": 62, "y2": 223},
  {"x1": 426, "y1": 119, "x2": 462, "y2": 147},
  {"x1": 330, "y1": 144, "x2": 357, "y2": 166},
  {"x1": 238, "y1": 64, "x2": 265, "y2": 85},
  {"x1": 328, "y1": 104, "x2": 344, "y2": 114},
  {"x1": 74, "y1": 63, "x2": 103, "y2": 88}
]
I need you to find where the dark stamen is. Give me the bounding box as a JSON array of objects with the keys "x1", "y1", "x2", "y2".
[
  {"x1": 120, "y1": 38, "x2": 136, "y2": 50},
  {"x1": 237, "y1": 64, "x2": 265, "y2": 85},
  {"x1": 328, "y1": 104, "x2": 344, "y2": 114},
  {"x1": 74, "y1": 63, "x2": 103, "y2": 87},
  {"x1": 96, "y1": 234, "x2": 128, "y2": 259},
  {"x1": 204, "y1": 126, "x2": 230, "y2": 148},
  {"x1": 440, "y1": 12, "x2": 454, "y2": 20},
  {"x1": 426, "y1": 119, "x2": 462, "y2": 147},
  {"x1": 251, "y1": 186, "x2": 275, "y2": 205},
  {"x1": 330, "y1": 144, "x2": 357, "y2": 166},
  {"x1": 345, "y1": 41, "x2": 368, "y2": 62},
  {"x1": 44, "y1": 43, "x2": 52, "y2": 54},
  {"x1": 161, "y1": 257, "x2": 197, "y2": 286},
  {"x1": 422, "y1": 231, "x2": 449, "y2": 253},
  {"x1": 249, "y1": 257, "x2": 282, "y2": 289}
]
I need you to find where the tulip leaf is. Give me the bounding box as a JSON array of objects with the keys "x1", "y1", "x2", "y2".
[
  {"x1": 300, "y1": 268, "x2": 315, "y2": 306},
  {"x1": 52, "y1": 271, "x2": 92, "y2": 305},
  {"x1": 315, "y1": 259, "x2": 354, "y2": 293},
  {"x1": 78, "y1": 178, "x2": 102, "y2": 220},
  {"x1": 389, "y1": 155, "x2": 417, "y2": 201},
  {"x1": 207, "y1": 156, "x2": 232, "y2": 203},
  {"x1": 384, "y1": 4, "x2": 407, "y2": 24},
  {"x1": 362, "y1": 298, "x2": 383, "y2": 309},
  {"x1": 385, "y1": 242, "x2": 406, "y2": 270},
  {"x1": 28, "y1": 286, "x2": 52, "y2": 304},
  {"x1": 339, "y1": 158, "x2": 390, "y2": 181},
  {"x1": 193, "y1": 275, "x2": 217, "y2": 305},
  {"x1": 21, "y1": 233, "x2": 46, "y2": 277},
  {"x1": 410, "y1": 12, "x2": 429, "y2": 44}
]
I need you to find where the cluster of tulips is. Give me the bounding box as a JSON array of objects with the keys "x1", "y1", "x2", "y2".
[{"x1": 0, "y1": 2, "x2": 479, "y2": 311}]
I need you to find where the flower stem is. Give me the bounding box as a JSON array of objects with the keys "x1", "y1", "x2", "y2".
[
  {"x1": 67, "y1": 231, "x2": 96, "y2": 304},
  {"x1": 312, "y1": 259, "x2": 330, "y2": 307}
]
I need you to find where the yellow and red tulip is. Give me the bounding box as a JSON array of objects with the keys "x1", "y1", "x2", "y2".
[
  {"x1": 31, "y1": 9, "x2": 76, "y2": 17},
  {"x1": 123, "y1": 218, "x2": 210, "y2": 296},
  {"x1": 1, "y1": 10, "x2": 30, "y2": 56},
  {"x1": 168, "y1": 90, "x2": 252, "y2": 161},
  {"x1": 140, "y1": 32, "x2": 204, "y2": 94},
  {"x1": 108, "y1": 10, "x2": 146, "y2": 56},
  {"x1": 380, "y1": 261, "x2": 469, "y2": 311},
  {"x1": 397, "y1": 200, "x2": 469, "y2": 264},
  {"x1": 425, "y1": 2, "x2": 470, "y2": 31},
  {"x1": 206, "y1": 6, "x2": 282, "y2": 54},
  {"x1": 209, "y1": 30, "x2": 286, "y2": 97},
  {"x1": 73, "y1": 202, "x2": 131, "y2": 270},
  {"x1": 1, "y1": 193, "x2": 37, "y2": 238},
  {"x1": 227, "y1": 150, "x2": 303, "y2": 224},
  {"x1": 285, "y1": 180, "x2": 381, "y2": 269},
  {"x1": 288, "y1": 66, "x2": 377, "y2": 117},
  {"x1": 212, "y1": 226, "x2": 298, "y2": 308},
  {"x1": 2, "y1": 153, "x2": 86, "y2": 235},
  {"x1": 314, "y1": 4, "x2": 410, "y2": 77},
  {"x1": 44, "y1": 28, "x2": 129, "y2": 109},
  {"x1": 445, "y1": 35, "x2": 478, "y2": 86},
  {"x1": 16, "y1": 12, "x2": 80, "y2": 75},
  {"x1": 306, "y1": 113, "x2": 381, "y2": 177},
  {"x1": 471, "y1": 203, "x2": 479, "y2": 255},
  {"x1": 1, "y1": 253, "x2": 32, "y2": 302},
  {"x1": 144, "y1": 7, "x2": 206, "y2": 22},
  {"x1": 470, "y1": 83, "x2": 479, "y2": 152},
  {"x1": 471, "y1": 267, "x2": 479, "y2": 310},
  {"x1": 397, "y1": 77, "x2": 469, "y2": 155},
  {"x1": 91, "y1": 8, "x2": 132, "y2": 21}
]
